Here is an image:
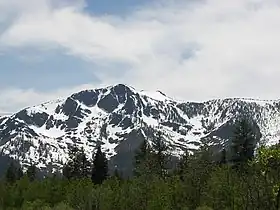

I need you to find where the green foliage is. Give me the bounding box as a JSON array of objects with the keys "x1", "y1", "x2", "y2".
[
  {"x1": 231, "y1": 118, "x2": 258, "y2": 164},
  {"x1": 112, "y1": 168, "x2": 123, "y2": 181},
  {"x1": 195, "y1": 206, "x2": 213, "y2": 210},
  {"x1": 22, "y1": 199, "x2": 50, "y2": 210},
  {"x1": 5, "y1": 162, "x2": 18, "y2": 184},
  {"x1": 219, "y1": 148, "x2": 227, "y2": 165},
  {"x1": 91, "y1": 145, "x2": 108, "y2": 185},
  {"x1": 0, "y1": 120, "x2": 278, "y2": 210},
  {"x1": 26, "y1": 165, "x2": 37, "y2": 182},
  {"x1": 63, "y1": 145, "x2": 91, "y2": 180},
  {"x1": 133, "y1": 131, "x2": 171, "y2": 182},
  {"x1": 255, "y1": 144, "x2": 280, "y2": 209},
  {"x1": 53, "y1": 202, "x2": 74, "y2": 210},
  {"x1": 176, "y1": 148, "x2": 190, "y2": 181},
  {"x1": 65, "y1": 178, "x2": 94, "y2": 210},
  {"x1": 151, "y1": 130, "x2": 170, "y2": 178},
  {"x1": 17, "y1": 166, "x2": 24, "y2": 180},
  {"x1": 5, "y1": 162, "x2": 24, "y2": 185},
  {"x1": 133, "y1": 139, "x2": 153, "y2": 177}
]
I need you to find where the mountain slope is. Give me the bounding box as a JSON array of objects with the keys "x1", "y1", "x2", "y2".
[{"x1": 0, "y1": 84, "x2": 280, "y2": 174}]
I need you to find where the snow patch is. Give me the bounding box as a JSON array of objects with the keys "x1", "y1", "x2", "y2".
[{"x1": 140, "y1": 90, "x2": 172, "y2": 102}]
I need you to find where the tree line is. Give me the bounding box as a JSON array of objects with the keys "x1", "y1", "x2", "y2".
[{"x1": 0, "y1": 118, "x2": 279, "y2": 209}]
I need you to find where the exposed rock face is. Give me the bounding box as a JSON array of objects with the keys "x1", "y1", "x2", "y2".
[{"x1": 0, "y1": 84, "x2": 279, "y2": 175}]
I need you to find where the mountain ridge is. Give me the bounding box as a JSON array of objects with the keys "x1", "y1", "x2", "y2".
[{"x1": 0, "y1": 83, "x2": 280, "y2": 175}]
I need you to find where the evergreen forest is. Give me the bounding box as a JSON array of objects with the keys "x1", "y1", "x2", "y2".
[{"x1": 0, "y1": 119, "x2": 280, "y2": 210}]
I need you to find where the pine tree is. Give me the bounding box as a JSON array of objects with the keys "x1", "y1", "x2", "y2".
[
  {"x1": 26, "y1": 164, "x2": 37, "y2": 181},
  {"x1": 62, "y1": 164, "x2": 72, "y2": 180},
  {"x1": 219, "y1": 148, "x2": 227, "y2": 165},
  {"x1": 63, "y1": 145, "x2": 91, "y2": 179},
  {"x1": 135, "y1": 139, "x2": 150, "y2": 164},
  {"x1": 91, "y1": 145, "x2": 108, "y2": 184},
  {"x1": 231, "y1": 118, "x2": 258, "y2": 165},
  {"x1": 5, "y1": 162, "x2": 17, "y2": 184},
  {"x1": 133, "y1": 139, "x2": 152, "y2": 176},
  {"x1": 17, "y1": 166, "x2": 24, "y2": 180},
  {"x1": 151, "y1": 130, "x2": 169, "y2": 178},
  {"x1": 80, "y1": 147, "x2": 91, "y2": 178},
  {"x1": 63, "y1": 145, "x2": 78, "y2": 179},
  {"x1": 177, "y1": 148, "x2": 190, "y2": 180},
  {"x1": 69, "y1": 145, "x2": 81, "y2": 178}
]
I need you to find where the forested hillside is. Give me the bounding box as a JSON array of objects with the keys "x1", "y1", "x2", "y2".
[{"x1": 0, "y1": 118, "x2": 279, "y2": 210}]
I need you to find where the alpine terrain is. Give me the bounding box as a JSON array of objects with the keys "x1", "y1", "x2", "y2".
[{"x1": 0, "y1": 84, "x2": 279, "y2": 175}]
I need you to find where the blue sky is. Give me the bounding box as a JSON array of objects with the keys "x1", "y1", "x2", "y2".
[
  {"x1": 0, "y1": 0, "x2": 151, "y2": 93},
  {"x1": 0, "y1": 0, "x2": 155, "y2": 113},
  {"x1": 85, "y1": 0, "x2": 154, "y2": 15},
  {"x1": 0, "y1": 49, "x2": 98, "y2": 91},
  {"x1": 1, "y1": 0, "x2": 280, "y2": 113}
]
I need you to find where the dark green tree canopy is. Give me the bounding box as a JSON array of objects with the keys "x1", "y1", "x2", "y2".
[
  {"x1": 5, "y1": 162, "x2": 17, "y2": 184},
  {"x1": 133, "y1": 139, "x2": 152, "y2": 176},
  {"x1": 63, "y1": 145, "x2": 91, "y2": 180},
  {"x1": 26, "y1": 164, "x2": 37, "y2": 182},
  {"x1": 231, "y1": 118, "x2": 259, "y2": 164},
  {"x1": 91, "y1": 145, "x2": 108, "y2": 185}
]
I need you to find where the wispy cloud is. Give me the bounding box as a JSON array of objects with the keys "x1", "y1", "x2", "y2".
[{"x1": 1, "y1": 0, "x2": 280, "y2": 112}]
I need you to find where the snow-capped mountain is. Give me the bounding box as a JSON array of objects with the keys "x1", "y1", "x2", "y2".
[{"x1": 0, "y1": 84, "x2": 280, "y2": 174}]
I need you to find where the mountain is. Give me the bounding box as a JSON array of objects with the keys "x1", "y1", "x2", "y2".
[{"x1": 0, "y1": 84, "x2": 280, "y2": 175}]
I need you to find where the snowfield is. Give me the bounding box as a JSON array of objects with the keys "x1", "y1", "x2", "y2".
[{"x1": 0, "y1": 84, "x2": 280, "y2": 172}]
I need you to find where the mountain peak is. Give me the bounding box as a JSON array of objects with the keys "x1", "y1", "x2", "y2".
[{"x1": 1, "y1": 84, "x2": 280, "y2": 175}]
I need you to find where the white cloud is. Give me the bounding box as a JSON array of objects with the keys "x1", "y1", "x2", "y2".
[
  {"x1": 1, "y1": 0, "x2": 280, "y2": 112},
  {"x1": 0, "y1": 84, "x2": 97, "y2": 113}
]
